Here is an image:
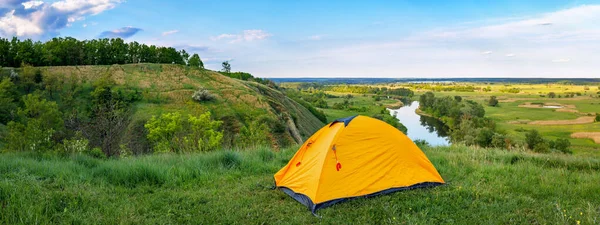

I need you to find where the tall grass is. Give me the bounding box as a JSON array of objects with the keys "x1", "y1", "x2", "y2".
[{"x1": 1, "y1": 145, "x2": 599, "y2": 224}]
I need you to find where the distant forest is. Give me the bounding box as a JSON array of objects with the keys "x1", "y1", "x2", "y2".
[
  {"x1": 0, "y1": 37, "x2": 198, "y2": 68},
  {"x1": 271, "y1": 78, "x2": 600, "y2": 85}
]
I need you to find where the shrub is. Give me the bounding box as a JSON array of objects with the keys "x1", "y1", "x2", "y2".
[
  {"x1": 183, "y1": 112, "x2": 223, "y2": 152},
  {"x1": 145, "y1": 111, "x2": 224, "y2": 153},
  {"x1": 87, "y1": 147, "x2": 106, "y2": 159},
  {"x1": 488, "y1": 96, "x2": 499, "y2": 107},
  {"x1": 0, "y1": 78, "x2": 18, "y2": 124},
  {"x1": 476, "y1": 128, "x2": 494, "y2": 147},
  {"x1": 525, "y1": 129, "x2": 544, "y2": 150},
  {"x1": 548, "y1": 92, "x2": 556, "y2": 98},
  {"x1": 554, "y1": 138, "x2": 572, "y2": 154},
  {"x1": 6, "y1": 93, "x2": 64, "y2": 153},
  {"x1": 56, "y1": 132, "x2": 89, "y2": 155},
  {"x1": 238, "y1": 120, "x2": 269, "y2": 149},
  {"x1": 192, "y1": 88, "x2": 215, "y2": 102},
  {"x1": 533, "y1": 141, "x2": 550, "y2": 153},
  {"x1": 491, "y1": 133, "x2": 506, "y2": 149},
  {"x1": 595, "y1": 113, "x2": 600, "y2": 122}
]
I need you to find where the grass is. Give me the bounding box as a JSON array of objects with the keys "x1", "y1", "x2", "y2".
[
  {"x1": 1, "y1": 146, "x2": 599, "y2": 224},
  {"x1": 36, "y1": 64, "x2": 325, "y2": 148},
  {"x1": 321, "y1": 93, "x2": 398, "y2": 122}
]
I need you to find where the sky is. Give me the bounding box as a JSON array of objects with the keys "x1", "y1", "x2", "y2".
[{"x1": 1, "y1": 0, "x2": 599, "y2": 78}]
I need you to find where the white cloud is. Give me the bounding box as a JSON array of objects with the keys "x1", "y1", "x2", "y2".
[
  {"x1": 429, "y1": 5, "x2": 600, "y2": 42},
  {"x1": 481, "y1": 51, "x2": 492, "y2": 55},
  {"x1": 0, "y1": 11, "x2": 43, "y2": 36},
  {"x1": 0, "y1": 0, "x2": 122, "y2": 37},
  {"x1": 505, "y1": 53, "x2": 515, "y2": 57},
  {"x1": 22, "y1": 1, "x2": 43, "y2": 9},
  {"x1": 552, "y1": 58, "x2": 571, "y2": 63},
  {"x1": 211, "y1": 29, "x2": 272, "y2": 43},
  {"x1": 162, "y1": 30, "x2": 178, "y2": 36}
]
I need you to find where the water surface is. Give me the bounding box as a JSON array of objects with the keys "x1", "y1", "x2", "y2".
[{"x1": 388, "y1": 101, "x2": 450, "y2": 146}]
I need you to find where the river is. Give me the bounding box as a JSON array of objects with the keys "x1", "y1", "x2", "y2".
[{"x1": 388, "y1": 101, "x2": 450, "y2": 146}]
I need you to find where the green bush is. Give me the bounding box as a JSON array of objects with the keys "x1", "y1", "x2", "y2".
[
  {"x1": 491, "y1": 133, "x2": 507, "y2": 149},
  {"x1": 554, "y1": 138, "x2": 572, "y2": 154},
  {"x1": 6, "y1": 93, "x2": 64, "y2": 153},
  {"x1": 0, "y1": 78, "x2": 18, "y2": 124},
  {"x1": 56, "y1": 132, "x2": 89, "y2": 155},
  {"x1": 476, "y1": 128, "x2": 494, "y2": 147},
  {"x1": 238, "y1": 120, "x2": 269, "y2": 149},
  {"x1": 488, "y1": 96, "x2": 499, "y2": 107},
  {"x1": 145, "y1": 111, "x2": 224, "y2": 153},
  {"x1": 525, "y1": 129, "x2": 544, "y2": 150},
  {"x1": 533, "y1": 141, "x2": 550, "y2": 153},
  {"x1": 192, "y1": 88, "x2": 215, "y2": 102},
  {"x1": 87, "y1": 147, "x2": 106, "y2": 159}
]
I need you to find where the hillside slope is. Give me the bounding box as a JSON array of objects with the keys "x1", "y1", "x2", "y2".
[
  {"x1": 0, "y1": 145, "x2": 598, "y2": 224},
  {"x1": 39, "y1": 64, "x2": 324, "y2": 149}
]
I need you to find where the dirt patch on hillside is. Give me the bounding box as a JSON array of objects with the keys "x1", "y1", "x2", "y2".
[
  {"x1": 508, "y1": 120, "x2": 532, "y2": 124},
  {"x1": 556, "y1": 108, "x2": 579, "y2": 113},
  {"x1": 384, "y1": 99, "x2": 404, "y2": 109},
  {"x1": 571, "y1": 132, "x2": 600, "y2": 144},
  {"x1": 528, "y1": 116, "x2": 595, "y2": 125},
  {"x1": 498, "y1": 98, "x2": 517, "y2": 103}
]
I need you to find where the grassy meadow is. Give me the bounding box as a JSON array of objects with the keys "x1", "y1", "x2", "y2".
[{"x1": 1, "y1": 146, "x2": 599, "y2": 224}]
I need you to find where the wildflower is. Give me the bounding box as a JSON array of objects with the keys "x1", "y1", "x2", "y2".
[{"x1": 577, "y1": 220, "x2": 580, "y2": 225}]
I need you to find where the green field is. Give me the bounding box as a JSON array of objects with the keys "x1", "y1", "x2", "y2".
[
  {"x1": 409, "y1": 87, "x2": 600, "y2": 155},
  {"x1": 320, "y1": 93, "x2": 401, "y2": 122},
  {"x1": 1, "y1": 146, "x2": 599, "y2": 224}
]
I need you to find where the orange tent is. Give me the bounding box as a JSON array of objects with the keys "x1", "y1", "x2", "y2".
[{"x1": 274, "y1": 115, "x2": 444, "y2": 213}]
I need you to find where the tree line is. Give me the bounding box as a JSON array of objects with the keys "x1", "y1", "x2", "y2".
[
  {"x1": 0, "y1": 36, "x2": 204, "y2": 68},
  {"x1": 419, "y1": 92, "x2": 571, "y2": 153}
]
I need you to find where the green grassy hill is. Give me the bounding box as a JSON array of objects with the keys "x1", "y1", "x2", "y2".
[
  {"x1": 34, "y1": 64, "x2": 324, "y2": 149},
  {"x1": 0, "y1": 145, "x2": 598, "y2": 224}
]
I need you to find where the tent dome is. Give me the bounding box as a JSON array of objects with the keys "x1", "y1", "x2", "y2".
[{"x1": 274, "y1": 115, "x2": 444, "y2": 213}]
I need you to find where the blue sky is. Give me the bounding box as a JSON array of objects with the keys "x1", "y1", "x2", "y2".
[{"x1": 1, "y1": 0, "x2": 599, "y2": 78}]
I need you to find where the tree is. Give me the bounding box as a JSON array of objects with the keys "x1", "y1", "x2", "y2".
[
  {"x1": 189, "y1": 54, "x2": 204, "y2": 68},
  {"x1": 488, "y1": 96, "x2": 499, "y2": 107},
  {"x1": 6, "y1": 93, "x2": 64, "y2": 152},
  {"x1": 0, "y1": 78, "x2": 18, "y2": 124},
  {"x1": 180, "y1": 49, "x2": 190, "y2": 65},
  {"x1": 595, "y1": 113, "x2": 600, "y2": 122},
  {"x1": 476, "y1": 127, "x2": 494, "y2": 147},
  {"x1": 86, "y1": 74, "x2": 132, "y2": 157},
  {"x1": 548, "y1": 92, "x2": 556, "y2": 98},
  {"x1": 222, "y1": 61, "x2": 231, "y2": 73},
  {"x1": 525, "y1": 129, "x2": 544, "y2": 150},
  {"x1": 419, "y1": 92, "x2": 435, "y2": 109}
]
